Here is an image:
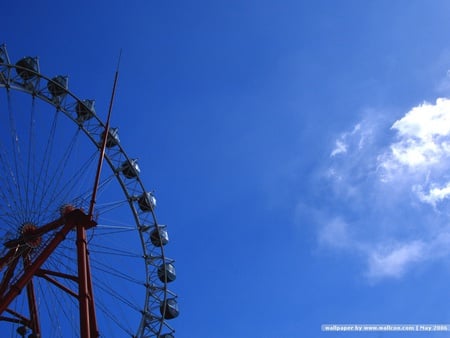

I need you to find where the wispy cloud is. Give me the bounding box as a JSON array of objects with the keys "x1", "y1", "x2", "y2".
[
  {"x1": 414, "y1": 182, "x2": 450, "y2": 207},
  {"x1": 330, "y1": 123, "x2": 368, "y2": 158},
  {"x1": 321, "y1": 97, "x2": 450, "y2": 281},
  {"x1": 366, "y1": 232, "x2": 450, "y2": 280},
  {"x1": 318, "y1": 218, "x2": 351, "y2": 249},
  {"x1": 436, "y1": 69, "x2": 450, "y2": 94},
  {"x1": 366, "y1": 241, "x2": 425, "y2": 280},
  {"x1": 330, "y1": 140, "x2": 348, "y2": 157}
]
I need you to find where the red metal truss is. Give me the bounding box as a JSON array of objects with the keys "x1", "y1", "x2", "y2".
[{"x1": 0, "y1": 209, "x2": 99, "y2": 338}]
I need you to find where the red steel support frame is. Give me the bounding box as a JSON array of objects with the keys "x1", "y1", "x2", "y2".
[
  {"x1": 24, "y1": 254, "x2": 41, "y2": 336},
  {"x1": 77, "y1": 225, "x2": 91, "y2": 337},
  {"x1": 86, "y1": 249, "x2": 98, "y2": 336},
  {"x1": 0, "y1": 210, "x2": 97, "y2": 337},
  {"x1": 76, "y1": 224, "x2": 99, "y2": 338},
  {"x1": 0, "y1": 219, "x2": 67, "y2": 313},
  {"x1": 0, "y1": 53, "x2": 120, "y2": 337}
]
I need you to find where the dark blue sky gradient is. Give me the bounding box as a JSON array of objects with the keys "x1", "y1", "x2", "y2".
[{"x1": 4, "y1": 1, "x2": 450, "y2": 337}]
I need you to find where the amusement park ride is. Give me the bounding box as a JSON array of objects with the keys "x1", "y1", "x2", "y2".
[{"x1": 0, "y1": 44, "x2": 178, "y2": 337}]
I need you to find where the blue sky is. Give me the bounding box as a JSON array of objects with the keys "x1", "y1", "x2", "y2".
[{"x1": 4, "y1": 1, "x2": 450, "y2": 337}]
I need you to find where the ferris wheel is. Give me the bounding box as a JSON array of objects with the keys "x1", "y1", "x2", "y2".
[{"x1": 0, "y1": 44, "x2": 178, "y2": 337}]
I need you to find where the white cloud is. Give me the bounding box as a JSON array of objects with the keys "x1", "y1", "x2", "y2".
[
  {"x1": 330, "y1": 123, "x2": 366, "y2": 157},
  {"x1": 331, "y1": 140, "x2": 347, "y2": 157},
  {"x1": 318, "y1": 218, "x2": 350, "y2": 249},
  {"x1": 414, "y1": 182, "x2": 450, "y2": 206},
  {"x1": 322, "y1": 97, "x2": 450, "y2": 282},
  {"x1": 393, "y1": 99, "x2": 450, "y2": 139},
  {"x1": 366, "y1": 232, "x2": 450, "y2": 280},
  {"x1": 380, "y1": 98, "x2": 450, "y2": 172},
  {"x1": 366, "y1": 241, "x2": 425, "y2": 279}
]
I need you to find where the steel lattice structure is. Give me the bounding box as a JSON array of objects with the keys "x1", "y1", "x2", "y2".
[{"x1": 0, "y1": 44, "x2": 178, "y2": 337}]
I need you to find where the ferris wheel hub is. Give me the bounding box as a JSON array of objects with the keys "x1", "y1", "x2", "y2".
[
  {"x1": 20, "y1": 223, "x2": 42, "y2": 248},
  {"x1": 60, "y1": 204, "x2": 76, "y2": 217}
]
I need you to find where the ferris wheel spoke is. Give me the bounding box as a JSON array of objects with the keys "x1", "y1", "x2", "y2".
[
  {"x1": 0, "y1": 141, "x2": 25, "y2": 225},
  {"x1": 93, "y1": 275, "x2": 141, "y2": 312},
  {"x1": 94, "y1": 222, "x2": 136, "y2": 229},
  {"x1": 33, "y1": 110, "x2": 59, "y2": 216},
  {"x1": 41, "y1": 152, "x2": 98, "y2": 216},
  {"x1": 54, "y1": 173, "x2": 118, "y2": 216},
  {"x1": 23, "y1": 97, "x2": 37, "y2": 218},
  {"x1": 59, "y1": 152, "x2": 98, "y2": 196},
  {"x1": 35, "y1": 133, "x2": 80, "y2": 218},
  {"x1": 90, "y1": 227, "x2": 136, "y2": 237},
  {"x1": 89, "y1": 174, "x2": 116, "y2": 199},
  {"x1": 77, "y1": 267, "x2": 141, "y2": 336},
  {"x1": 44, "y1": 256, "x2": 77, "y2": 286},
  {"x1": 6, "y1": 92, "x2": 26, "y2": 217},
  {"x1": 91, "y1": 261, "x2": 142, "y2": 285},
  {"x1": 37, "y1": 276, "x2": 76, "y2": 337},
  {"x1": 0, "y1": 208, "x2": 21, "y2": 230},
  {"x1": 39, "y1": 130, "x2": 81, "y2": 217},
  {"x1": 0, "y1": 147, "x2": 16, "y2": 200},
  {"x1": 94, "y1": 200, "x2": 130, "y2": 215},
  {"x1": 95, "y1": 299, "x2": 133, "y2": 336},
  {"x1": 89, "y1": 244, "x2": 141, "y2": 259},
  {"x1": 25, "y1": 98, "x2": 37, "y2": 220}
]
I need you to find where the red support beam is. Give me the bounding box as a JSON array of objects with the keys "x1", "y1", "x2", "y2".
[
  {"x1": 5, "y1": 308, "x2": 30, "y2": 325},
  {"x1": 24, "y1": 254, "x2": 41, "y2": 336},
  {"x1": 77, "y1": 224, "x2": 91, "y2": 338},
  {"x1": 0, "y1": 249, "x2": 16, "y2": 270},
  {"x1": 0, "y1": 250, "x2": 21, "y2": 297},
  {"x1": 74, "y1": 210, "x2": 99, "y2": 338},
  {"x1": 3, "y1": 217, "x2": 65, "y2": 248},
  {"x1": 0, "y1": 316, "x2": 27, "y2": 325},
  {"x1": 0, "y1": 210, "x2": 95, "y2": 315},
  {"x1": 37, "y1": 268, "x2": 78, "y2": 282},
  {"x1": 0, "y1": 209, "x2": 99, "y2": 337},
  {"x1": 36, "y1": 272, "x2": 78, "y2": 298},
  {"x1": 88, "y1": 53, "x2": 120, "y2": 219},
  {"x1": 0, "y1": 221, "x2": 70, "y2": 314},
  {"x1": 85, "y1": 250, "x2": 99, "y2": 337}
]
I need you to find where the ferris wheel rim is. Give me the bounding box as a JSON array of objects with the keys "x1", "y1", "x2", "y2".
[{"x1": 0, "y1": 44, "x2": 177, "y2": 337}]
